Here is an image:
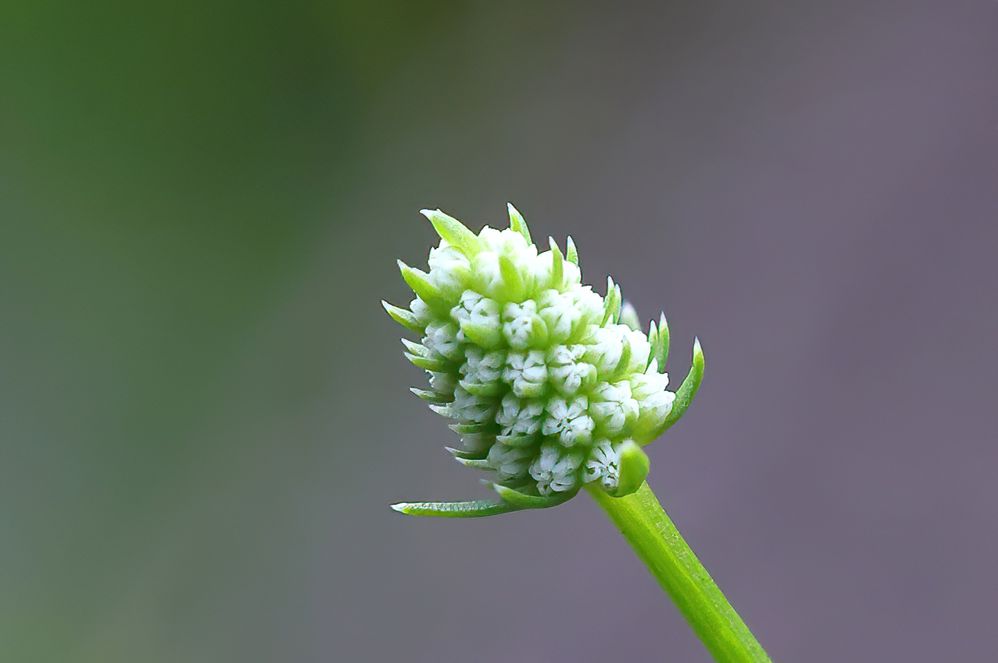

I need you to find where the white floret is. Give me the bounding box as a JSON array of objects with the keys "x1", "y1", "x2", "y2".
[
  {"x1": 582, "y1": 440, "x2": 620, "y2": 491},
  {"x1": 542, "y1": 396, "x2": 594, "y2": 447},
  {"x1": 427, "y1": 241, "x2": 471, "y2": 295},
  {"x1": 502, "y1": 300, "x2": 539, "y2": 350},
  {"x1": 488, "y1": 441, "x2": 534, "y2": 480},
  {"x1": 427, "y1": 370, "x2": 456, "y2": 394},
  {"x1": 409, "y1": 297, "x2": 433, "y2": 326},
  {"x1": 589, "y1": 381, "x2": 640, "y2": 435},
  {"x1": 629, "y1": 366, "x2": 676, "y2": 441},
  {"x1": 450, "y1": 290, "x2": 501, "y2": 343},
  {"x1": 478, "y1": 227, "x2": 536, "y2": 260},
  {"x1": 473, "y1": 228, "x2": 539, "y2": 299},
  {"x1": 572, "y1": 286, "x2": 605, "y2": 326},
  {"x1": 622, "y1": 327, "x2": 652, "y2": 374},
  {"x1": 471, "y1": 251, "x2": 503, "y2": 298},
  {"x1": 503, "y1": 350, "x2": 548, "y2": 397},
  {"x1": 547, "y1": 344, "x2": 596, "y2": 396},
  {"x1": 495, "y1": 393, "x2": 544, "y2": 437},
  {"x1": 460, "y1": 346, "x2": 505, "y2": 384},
  {"x1": 450, "y1": 386, "x2": 496, "y2": 424},
  {"x1": 629, "y1": 364, "x2": 670, "y2": 400},
  {"x1": 529, "y1": 443, "x2": 583, "y2": 495},
  {"x1": 423, "y1": 321, "x2": 461, "y2": 360},
  {"x1": 537, "y1": 289, "x2": 580, "y2": 342},
  {"x1": 586, "y1": 325, "x2": 626, "y2": 374}
]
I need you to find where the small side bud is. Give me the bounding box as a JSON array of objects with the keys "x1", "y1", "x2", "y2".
[{"x1": 611, "y1": 440, "x2": 650, "y2": 497}]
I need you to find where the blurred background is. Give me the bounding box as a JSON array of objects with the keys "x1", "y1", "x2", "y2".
[{"x1": 3, "y1": 1, "x2": 997, "y2": 661}]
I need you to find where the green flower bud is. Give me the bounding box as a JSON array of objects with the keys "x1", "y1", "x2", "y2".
[{"x1": 386, "y1": 204, "x2": 706, "y2": 517}]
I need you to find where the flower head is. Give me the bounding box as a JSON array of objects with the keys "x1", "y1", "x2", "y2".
[{"x1": 386, "y1": 204, "x2": 704, "y2": 517}]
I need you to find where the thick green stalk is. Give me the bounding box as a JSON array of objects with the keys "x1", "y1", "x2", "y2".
[{"x1": 587, "y1": 482, "x2": 771, "y2": 663}]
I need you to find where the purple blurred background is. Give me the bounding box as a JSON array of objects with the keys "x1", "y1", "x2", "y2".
[{"x1": 3, "y1": 1, "x2": 998, "y2": 661}]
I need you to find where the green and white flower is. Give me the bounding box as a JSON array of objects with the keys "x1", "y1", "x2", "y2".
[{"x1": 386, "y1": 204, "x2": 705, "y2": 517}]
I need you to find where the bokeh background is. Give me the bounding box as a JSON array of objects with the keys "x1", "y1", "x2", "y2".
[{"x1": 3, "y1": 1, "x2": 998, "y2": 661}]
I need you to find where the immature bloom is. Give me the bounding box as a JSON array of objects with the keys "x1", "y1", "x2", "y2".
[{"x1": 384, "y1": 204, "x2": 704, "y2": 513}]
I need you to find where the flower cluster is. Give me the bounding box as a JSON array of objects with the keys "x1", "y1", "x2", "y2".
[{"x1": 385, "y1": 205, "x2": 702, "y2": 514}]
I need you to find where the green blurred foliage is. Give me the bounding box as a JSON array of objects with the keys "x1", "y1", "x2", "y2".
[{"x1": 0, "y1": 1, "x2": 457, "y2": 659}]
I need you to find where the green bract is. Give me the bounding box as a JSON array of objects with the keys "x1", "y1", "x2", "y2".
[{"x1": 386, "y1": 204, "x2": 704, "y2": 517}]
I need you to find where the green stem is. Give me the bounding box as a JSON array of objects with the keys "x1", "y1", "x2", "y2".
[{"x1": 587, "y1": 482, "x2": 771, "y2": 663}]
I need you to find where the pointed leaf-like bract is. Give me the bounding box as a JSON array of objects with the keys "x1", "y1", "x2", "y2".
[
  {"x1": 492, "y1": 484, "x2": 578, "y2": 509},
  {"x1": 613, "y1": 337, "x2": 633, "y2": 381},
  {"x1": 612, "y1": 440, "x2": 650, "y2": 497},
  {"x1": 529, "y1": 316, "x2": 549, "y2": 347},
  {"x1": 657, "y1": 313, "x2": 670, "y2": 372},
  {"x1": 461, "y1": 381, "x2": 504, "y2": 397},
  {"x1": 548, "y1": 238, "x2": 564, "y2": 289},
  {"x1": 657, "y1": 337, "x2": 704, "y2": 436},
  {"x1": 460, "y1": 320, "x2": 503, "y2": 349},
  {"x1": 391, "y1": 500, "x2": 522, "y2": 518},
  {"x1": 400, "y1": 338, "x2": 429, "y2": 356},
  {"x1": 602, "y1": 277, "x2": 621, "y2": 326},
  {"x1": 495, "y1": 433, "x2": 538, "y2": 447},
  {"x1": 382, "y1": 300, "x2": 422, "y2": 333},
  {"x1": 507, "y1": 203, "x2": 532, "y2": 245},
  {"x1": 405, "y1": 352, "x2": 449, "y2": 372},
  {"x1": 620, "y1": 301, "x2": 641, "y2": 331},
  {"x1": 398, "y1": 261, "x2": 448, "y2": 313},
  {"x1": 445, "y1": 446, "x2": 487, "y2": 460},
  {"x1": 565, "y1": 236, "x2": 579, "y2": 265},
  {"x1": 410, "y1": 387, "x2": 451, "y2": 404},
  {"x1": 420, "y1": 209, "x2": 481, "y2": 257},
  {"x1": 499, "y1": 253, "x2": 526, "y2": 301},
  {"x1": 648, "y1": 320, "x2": 660, "y2": 371},
  {"x1": 454, "y1": 456, "x2": 493, "y2": 470},
  {"x1": 448, "y1": 422, "x2": 494, "y2": 435}
]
